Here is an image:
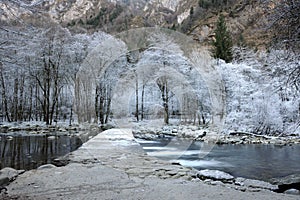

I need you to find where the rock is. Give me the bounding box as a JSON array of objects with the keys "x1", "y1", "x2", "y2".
[
  {"x1": 58, "y1": 128, "x2": 67, "y2": 132},
  {"x1": 194, "y1": 130, "x2": 206, "y2": 139},
  {"x1": 197, "y1": 169, "x2": 234, "y2": 183},
  {"x1": 68, "y1": 126, "x2": 77, "y2": 131},
  {"x1": 52, "y1": 158, "x2": 69, "y2": 167},
  {"x1": 241, "y1": 136, "x2": 248, "y2": 140},
  {"x1": 284, "y1": 188, "x2": 300, "y2": 195},
  {"x1": 47, "y1": 136, "x2": 56, "y2": 140},
  {"x1": 6, "y1": 136, "x2": 13, "y2": 140},
  {"x1": 242, "y1": 179, "x2": 278, "y2": 191},
  {"x1": 172, "y1": 129, "x2": 178, "y2": 133},
  {"x1": 177, "y1": 171, "x2": 188, "y2": 176},
  {"x1": 0, "y1": 167, "x2": 19, "y2": 182},
  {"x1": 0, "y1": 177, "x2": 9, "y2": 186},
  {"x1": 17, "y1": 170, "x2": 25, "y2": 175},
  {"x1": 166, "y1": 170, "x2": 178, "y2": 176},
  {"x1": 234, "y1": 177, "x2": 246, "y2": 186},
  {"x1": 101, "y1": 123, "x2": 115, "y2": 130},
  {"x1": 0, "y1": 125, "x2": 9, "y2": 129},
  {"x1": 270, "y1": 174, "x2": 300, "y2": 185},
  {"x1": 228, "y1": 138, "x2": 242, "y2": 144},
  {"x1": 209, "y1": 180, "x2": 225, "y2": 186},
  {"x1": 8, "y1": 127, "x2": 21, "y2": 132},
  {"x1": 170, "y1": 161, "x2": 181, "y2": 166},
  {"x1": 37, "y1": 164, "x2": 57, "y2": 170},
  {"x1": 161, "y1": 130, "x2": 171, "y2": 135},
  {"x1": 270, "y1": 174, "x2": 300, "y2": 193}
]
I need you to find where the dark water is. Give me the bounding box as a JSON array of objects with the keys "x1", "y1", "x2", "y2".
[
  {"x1": 137, "y1": 137, "x2": 300, "y2": 182},
  {"x1": 0, "y1": 133, "x2": 83, "y2": 170}
]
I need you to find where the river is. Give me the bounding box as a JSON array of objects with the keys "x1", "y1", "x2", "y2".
[
  {"x1": 137, "y1": 137, "x2": 300, "y2": 182},
  {"x1": 0, "y1": 133, "x2": 83, "y2": 170}
]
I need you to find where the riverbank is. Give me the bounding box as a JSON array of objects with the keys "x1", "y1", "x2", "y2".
[
  {"x1": 0, "y1": 121, "x2": 104, "y2": 135},
  {"x1": 2, "y1": 129, "x2": 299, "y2": 199},
  {"x1": 2, "y1": 121, "x2": 299, "y2": 145},
  {"x1": 132, "y1": 125, "x2": 300, "y2": 146}
]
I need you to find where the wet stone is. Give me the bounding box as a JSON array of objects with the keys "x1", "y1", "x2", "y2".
[
  {"x1": 0, "y1": 168, "x2": 19, "y2": 181},
  {"x1": 284, "y1": 188, "x2": 300, "y2": 195},
  {"x1": 37, "y1": 164, "x2": 57, "y2": 170},
  {"x1": 242, "y1": 179, "x2": 278, "y2": 191},
  {"x1": 197, "y1": 169, "x2": 234, "y2": 182},
  {"x1": 166, "y1": 170, "x2": 178, "y2": 176}
]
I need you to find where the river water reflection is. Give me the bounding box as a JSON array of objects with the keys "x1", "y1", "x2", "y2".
[
  {"x1": 137, "y1": 137, "x2": 300, "y2": 182},
  {"x1": 0, "y1": 133, "x2": 83, "y2": 170}
]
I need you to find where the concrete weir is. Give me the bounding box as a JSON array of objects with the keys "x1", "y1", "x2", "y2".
[{"x1": 5, "y1": 129, "x2": 299, "y2": 200}]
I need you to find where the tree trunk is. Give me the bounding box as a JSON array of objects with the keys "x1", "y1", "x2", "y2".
[
  {"x1": 18, "y1": 75, "x2": 25, "y2": 121},
  {"x1": 141, "y1": 84, "x2": 145, "y2": 121},
  {"x1": 0, "y1": 63, "x2": 11, "y2": 122},
  {"x1": 164, "y1": 80, "x2": 169, "y2": 124},
  {"x1": 28, "y1": 86, "x2": 33, "y2": 121},
  {"x1": 157, "y1": 76, "x2": 169, "y2": 124},
  {"x1": 95, "y1": 85, "x2": 100, "y2": 124},
  {"x1": 44, "y1": 57, "x2": 51, "y2": 125},
  {"x1": 105, "y1": 85, "x2": 112, "y2": 124},
  {"x1": 135, "y1": 74, "x2": 139, "y2": 121},
  {"x1": 50, "y1": 60, "x2": 59, "y2": 125},
  {"x1": 13, "y1": 76, "x2": 19, "y2": 121},
  {"x1": 99, "y1": 83, "x2": 105, "y2": 125}
]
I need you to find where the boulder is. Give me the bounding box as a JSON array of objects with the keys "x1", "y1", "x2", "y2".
[
  {"x1": 195, "y1": 130, "x2": 206, "y2": 139},
  {"x1": 6, "y1": 136, "x2": 13, "y2": 140},
  {"x1": 270, "y1": 174, "x2": 300, "y2": 185},
  {"x1": 58, "y1": 128, "x2": 67, "y2": 132},
  {"x1": 8, "y1": 127, "x2": 21, "y2": 132},
  {"x1": 17, "y1": 170, "x2": 25, "y2": 175},
  {"x1": 0, "y1": 167, "x2": 19, "y2": 184},
  {"x1": 242, "y1": 179, "x2": 278, "y2": 191},
  {"x1": 101, "y1": 123, "x2": 115, "y2": 131},
  {"x1": 47, "y1": 136, "x2": 56, "y2": 140},
  {"x1": 172, "y1": 129, "x2": 178, "y2": 133},
  {"x1": 270, "y1": 174, "x2": 300, "y2": 193},
  {"x1": 0, "y1": 167, "x2": 19, "y2": 180},
  {"x1": 0, "y1": 177, "x2": 9, "y2": 186},
  {"x1": 37, "y1": 164, "x2": 57, "y2": 170},
  {"x1": 197, "y1": 169, "x2": 234, "y2": 183},
  {"x1": 234, "y1": 177, "x2": 246, "y2": 186},
  {"x1": 284, "y1": 188, "x2": 300, "y2": 195}
]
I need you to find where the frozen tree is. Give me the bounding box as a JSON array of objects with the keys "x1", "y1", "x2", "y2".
[
  {"x1": 27, "y1": 26, "x2": 79, "y2": 125},
  {"x1": 146, "y1": 31, "x2": 185, "y2": 124},
  {"x1": 0, "y1": 19, "x2": 106, "y2": 124},
  {"x1": 263, "y1": 0, "x2": 300, "y2": 97},
  {"x1": 76, "y1": 33, "x2": 127, "y2": 123},
  {"x1": 220, "y1": 47, "x2": 300, "y2": 135}
]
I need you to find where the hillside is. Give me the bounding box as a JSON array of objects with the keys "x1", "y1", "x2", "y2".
[{"x1": 0, "y1": 0, "x2": 284, "y2": 49}]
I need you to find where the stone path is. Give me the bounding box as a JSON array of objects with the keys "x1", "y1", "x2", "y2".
[{"x1": 4, "y1": 129, "x2": 299, "y2": 200}]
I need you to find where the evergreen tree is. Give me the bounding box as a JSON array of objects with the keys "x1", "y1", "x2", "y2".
[{"x1": 212, "y1": 14, "x2": 233, "y2": 63}]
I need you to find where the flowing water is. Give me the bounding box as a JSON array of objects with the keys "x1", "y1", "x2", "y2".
[
  {"x1": 0, "y1": 133, "x2": 83, "y2": 170},
  {"x1": 137, "y1": 137, "x2": 300, "y2": 182}
]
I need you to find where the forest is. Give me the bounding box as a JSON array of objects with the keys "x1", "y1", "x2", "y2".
[{"x1": 0, "y1": 0, "x2": 299, "y2": 135}]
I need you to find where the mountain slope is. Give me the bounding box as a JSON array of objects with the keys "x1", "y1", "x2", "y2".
[{"x1": 0, "y1": 0, "x2": 298, "y2": 49}]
